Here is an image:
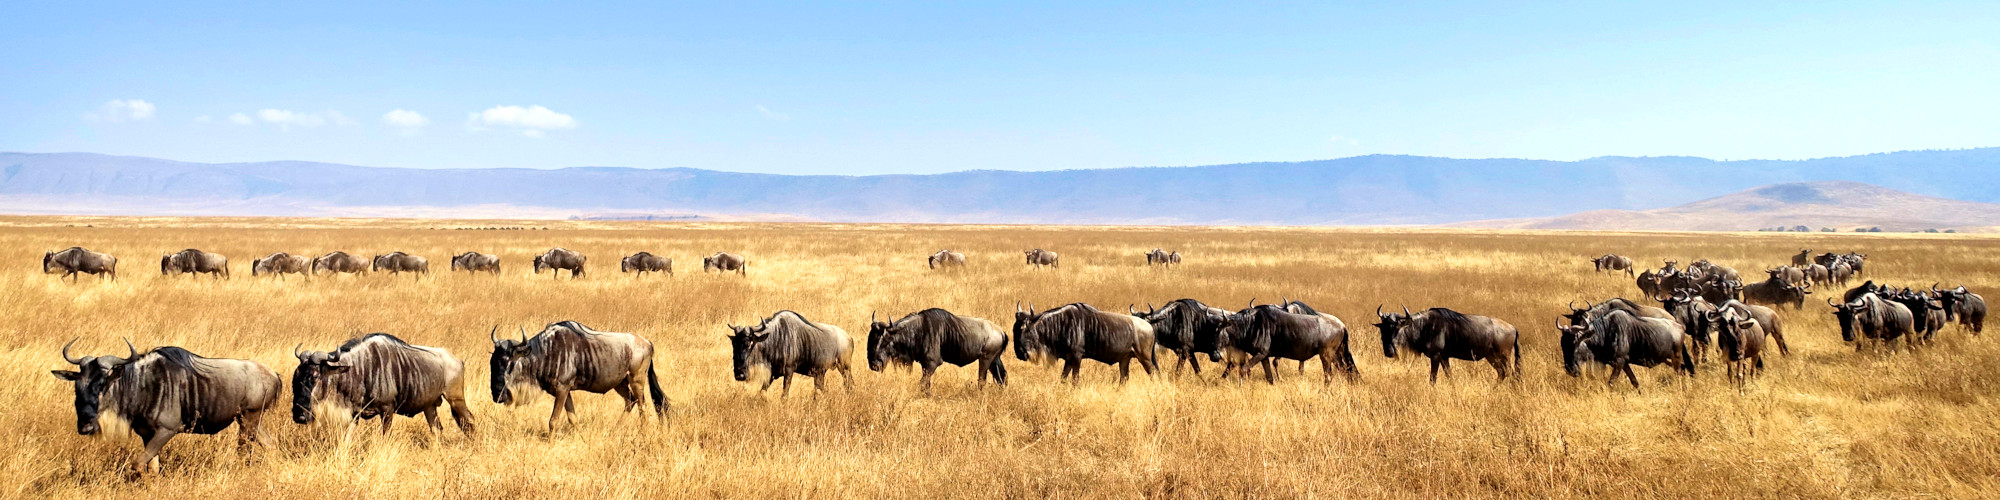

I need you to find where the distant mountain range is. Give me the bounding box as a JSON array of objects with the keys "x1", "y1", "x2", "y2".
[
  {"x1": 5, "y1": 149, "x2": 2000, "y2": 226},
  {"x1": 1454, "y1": 181, "x2": 2000, "y2": 232}
]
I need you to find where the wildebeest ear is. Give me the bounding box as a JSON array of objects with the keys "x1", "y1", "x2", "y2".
[{"x1": 51, "y1": 370, "x2": 80, "y2": 381}]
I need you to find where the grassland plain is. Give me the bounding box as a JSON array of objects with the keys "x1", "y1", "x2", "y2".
[{"x1": 4, "y1": 216, "x2": 1998, "y2": 499}]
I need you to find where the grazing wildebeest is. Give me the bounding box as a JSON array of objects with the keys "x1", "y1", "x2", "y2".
[
  {"x1": 1145, "y1": 248, "x2": 1182, "y2": 267},
  {"x1": 1829, "y1": 261, "x2": 1854, "y2": 287},
  {"x1": 1829, "y1": 294, "x2": 1915, "y2": 352},
  {"x1": 927, "y1": 249, "x2": 966, "y2": 270},
  {"x1": 1742, "y1": 272, "x2": 1811, "y2": 310},
  {"x1": 1216, "y1": 302, "x2": 1357, "y2": 384},
  {"x1": 1592, "y1": 254, "x2": 1636, "y2": 277},
  {"x1": 291, "y1": 334, "x2": 475, "y2": 436},
  {"x1": 161, "y1": 248, "x2": 230, "y2": 278},
  {"x1": 450, "y1": 251, "x2": 501, "y2": 275},
  {"x1": 1933, "y1": 284, "x2": 1986, "y2": 335},
  {"x1": 371, "y1": 252, "x2": 429, "y2": 277},
  {"x1": 1012, "y1": 302, "x2": 1156, "y2": 384},
  {"x1": 1559, "y1": 310, "x2": 1694, "y2": 390},
  {"x1": 702, "y1": 252, "x2": 747, "y2": 276},
  {"x1": 1716, "y1": 299, "x2": 1789, "y2": 356},
  {"x1": 1134, "y1": 298, "x2": 1231, "y2": 377},
  {"x1": 1373, "y1": 306, "x2": 1520, "y2": 383},
  {"x1": 1803, "y1": 263, "x2": 1830, "y2": 288},
  {"x1": 489, "y1": 322, "x2": 668, "y2": 431},
  {"x1": 620, "y1": 252, "x2": 673, "y2": 277},
  {"x1": 866, "y1": 308, "x2": 1008, "y2": 393},
  {"x1": 1023, "y1": 249, "x2": 1059, "y2": 269},
  {"x1": 1706, "y1": 307, "x2": 1766, "y2": 384},
  {"x1": 51, "y1": 338, "x2": 279, "y2": 476},
  {"x1": 252, "y1": 252, "x2": 309, "y2": 280},
  {"x1": 728, "y1": 311, "x2": 855, "y2": 396},
  {"x1": 1792, "y1": 249, "x2": 1813, "y2": 267},
  {"x1": 313, "y1": 251, "x2": 369, "y2": 276},
  {"x1": 533, "y1": 248, "x2": 587, "y2": 279},
  {"x1": 44, "y1": 246, "x2": 118, "y2": 282}
]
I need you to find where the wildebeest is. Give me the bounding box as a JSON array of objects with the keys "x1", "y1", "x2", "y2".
[
  {"x1": 620, "y1": 252, "x2": 672, "y2": 277},
  {"x1": 1133, "y1": 298, "x2": 1231, "y2": 377},
  {"x1": 450, "y1": 251, "x2": 501, "y2": 275},
  {"x1": 1145, "y1": 248, "x2": 1182, "y2": 267},
  {"x1": 1698, "y1": 278, "x2": 1743, "y2": 305},
  {"x1": 1656, "y1": 291, "x2": 1717, "y2": 362},
  {"x1": 1706, "y1": 307, "x2": 1766, "y2": 384},
  {"x1": 1592, "y1": 254, "x2": 1636, "y2": 277},
  {"x1": 44, "y1": 246, "x2": 118, "y2": 282},
  {"x1": 371, "y1": 251, "x2": 429, "y2": 277},
  {"x1": 291, "y1": 334, "x2": 475, "y2": 436},
  {"x1": 1216, "y1": 302, "x2": 1357, "y2": 384},
  {"x1": 1829, "y1": 261, "x2": 1854, "y2": 287},
  {"x1": 161, "y1": 248, "x2": 230, "y2": 278},
  {"x1": 1814, "y1": 252, "x2": 1842, "y2": 268},
  {"x1": 1803, "y1": 263, "x2": 1830, "y2": 288},
  {"x1": 728, "y1": 311, "x2": 855, "y2": 396},
  {"x1": 1792, "y1": 249, "x2": 1813, "y2": 267},
  {"x1": 866, "y1": 308, "x2": 1008, "y2": 393},
  {"x1": 1716, "y1": 299, "x2": 1789, "y2": 356},
  {"x1": 489, "y1": 321, "x2": 668, "y2": 431},
  {"x1": 1829, "y1": 294, "x2": 1915, "y2": 352},
  {"x1": 533, "y1": 248, "x2": 587, "y2": 279},
  {"x1": 1933, "y1": 284, "x2": 1986, "y2": 335},
  {"x1": 927, "y1": 249, "x2": 966, "y2": 270},
  {"x1": 1374, "y1": 306, "x2": 1520, "y2": 383},
  {"x1": 1842, "y1": 252, "x2": 1868, "y2": 275},
  {"x1": 1742, "y1": 272, "x2": 1811, "y2": 310},
  {"x1": 1636, "y1": 270, "x2": 1664, "y2": 299},
  {"x1": 1559, "y1": 310, "x2": 1694, "y2": 390},
  {"x1": 51, "y1": 338, "x2": 280, "y2": 476},
  {"x1": 702, "y1": 252, "x2": 747, "y2": 276},
  {"x1": 1772, "y1": 266, "x2": 1807, "y2": 288},
  {"x1": 1884, "y1": 288, "x2": 1948, "y2": 345},
  {"x1": 251, "y1": 252, "x2": 309, "y2": 279},
  {"x1": 1013, "y1": 302, "x2": 1156, "y2": 383},
  {"x1": 313, "y1": 251, "x2": 369, "y2": 276},
  {"x1": 1844, "y1": 281, "x2": 1881, "y2": 303},
  {"x1": 1023, "y1": 248, "x2": 1059, "y2": 269}
]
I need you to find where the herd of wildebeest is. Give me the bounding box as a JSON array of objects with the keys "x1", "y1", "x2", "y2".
[{"x1": 35, "y1": 243, "x2": 1990, "y2": 477}]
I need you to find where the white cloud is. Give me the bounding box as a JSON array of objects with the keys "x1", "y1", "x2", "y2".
[
  {"x1": 468, "y1": 105, "x2": 577, "y2": 137},
  {"x1": 228, "y1": 113, "x2": 254, "y2": 125},
  {"x1": 258, "y1": 108, "x2": 327, "y2": 129},
  {"x1": 755, "y1": 105, "x2": 790, "y2": 122},
  {"x1": 83, "y1": 99, "x2": 156, "y2": 123},
  {"x1": 381, "y1": 109, "x2": 429, "y2": 134},
  {"x1": 193, "y1": 115, "x2": 214, "y2": 123},
  {"x1": 1329, "y1": 135, "x2": 1360, "y2": 147}
]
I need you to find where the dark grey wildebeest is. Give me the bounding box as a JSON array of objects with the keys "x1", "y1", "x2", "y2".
[
  {"x1": 702, "y1": 252, "x2": 747, "y2": 276},
  {"x1": 1813, "y1": 251, "x2": 1842, "y2": 269},
  {"x1": 313, "y1": 251, "x2": 369, "y2": 276},
  {"x1": 1013, "y1": 302, "x2": 1156, "y2": 384},
  {"x1": 1023, "y1": 249, "x2": 1059, "y2": 269},
  {"x1": 1145, "y1": 248, "x2": 1182, "y2": 267},
  {"x1": 1657, "y1": 290, "x2": 1719, "y2": 363},
  {"x1": 867, "y1": 308, "x2": 1009, "y2": 393},
  {"x1": 51, "y1": 338, "x2": 280, "y2": 477},
  {"x1": 489, "y1": 321, "x2": 668, "y2": 431},
  {"x1": 621, "y1": 252, "x2": 673, "y2": 277},
  {"x1": 1829, "y1": 294, "x2": 1916, "y2": 352},
  {"x1": 1705, "y1": 307, "x2": 1766, "y2": 384},
  {"x1": 450, "y1": 251, "x2": 500, "y2": 275},
  {"x1": 1716, "y1": 299, "x2": 1789, "y2": 356},
  {"x1": 1592, "y1": 254, "x2": 1636, "y2": 277},
  {"x1": 371, "y1": 251, "x2": 429, "y2": 277},
  {"x1": 161, "y1": 248, "x2": 230, "y2": 279},
  {"x1": 1559, "y1": 310, "x2": 1694, "y2": 390},
  {"x1": 292, "y1": 334, "x2": 476, "y2": 437},
  {"x1": 1742, "y1": 273, "x2": 1811, "y2": 310},
  {"x1": 1133, "y1": 298, "x2": 1232, "y2": 378},
  {"x1": 252, "y1": 252, "x2": 309, "y2": 280},
  {"x1": 1884, "y1": 288, "x2": 1948, "y2": 345},
  {"x1": 1934, "y1": 284, "x2": 1986, "y2": 335},
  {"x1": 533, "y1": 248, "x2": 587, "y2": 279},
  {"x1": 728, "y1": 310, "x2": 855, "y2": 396},
  {"x1": 1373, "y1": 306, "x2": 1521, "y2": 383},
  {"x1": 927, "y1": 249, "x2": 966, "y2": 270},
  {"x1": 1215, "y1": 302, "x2": 1357, "y2": 384},
  {"x1": 1636, "y1": 270, "x2": 1664, "y2": 299},
  {"x1": 44, "y1": 246, "x2": 118, "y2": 282},
  {"x1": 1843, "y1": 281, "x2": 1881, "y2": 303}
]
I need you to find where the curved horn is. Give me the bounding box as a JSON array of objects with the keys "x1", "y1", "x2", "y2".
[
  {"x1": 1403, "y1": 305, "x2": 1412, "y2": 318},
  {"x1": 518, "y1": 326, "x2": 529, "y2": 344},
  {"x1": 1129, "y1": 304, "x2": 1138, "y2": 316},
  {"x1": 293, "y1": 342, "x2": 304, "y2": 359},
  {"x1": 1568, "y1": 300, "x2": 1582, "y2": 312},
  {"x1": 870, "y1": 311, "x2": 877, "y2": 324},
  {"x1": 1826, "y1": 297, "x2": 1838, "y2": 307},
  {"x1": 62, "y1": 337, "x2": 82, "y2": 365},
  {"x1": 489, "y1": 325, "x2": 500, "y2": 344},
  {"x1": 1247, "y1": 297, "x2": 1257, "y2": 309},
  {"x1": 1015, "y1": 301, "x2": 1023, "y2": 314},
  {"x1": 122, "y1": 338, "x2": 137, "y2": 360},
  {"x1": 1375, "y1": 304, "x2": 1385, "y2": 317}
]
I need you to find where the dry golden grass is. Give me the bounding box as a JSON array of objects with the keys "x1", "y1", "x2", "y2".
[{"x1": 4, "y1": 216, "x2": 1999, "y2": 499}]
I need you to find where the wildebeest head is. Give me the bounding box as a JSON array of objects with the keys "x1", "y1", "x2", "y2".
[
  {"x1": 726, "y1": 323, "x2": 769, "y2": 382},
  {"x1": 289, "y1": 345, "x2": 351, "y2": 424},
  {"x1": 1558, "y1": 320, "x2": 1592, "y2": 377},
  {"x1": 487, "y1": 326, "x2": 532, "y2": 404},
  {"x1": 1706, "y1": 308, "x2": 1756, "y2": 359},
  {"x1": 532, "y1": 255, "x2": 548, "y2": 274},
  {"x1": 43, "y1": 251, "x2": 54, "y2": 274},
  {"x1": 866, "y1": 313, "x2": 892, "y2": 371},
  {"x1": 49, "y1": 337, "x2": 137, "y2": 435},
  {"x1": 1011, "y1": 302, "x2": 1039, "y2": 361},
  {"x1": 1829, "y1": 297, "x2": 1862, "y2": 342},
  {"x1": 1373, "y1": 305, "x2": 1414, "y2": 358}
]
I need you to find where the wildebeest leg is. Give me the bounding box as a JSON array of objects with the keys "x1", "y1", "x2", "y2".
[
  {"x1": 1297, "y1": 360, "x2": 1305, "y2": 374},
  {"x1": 235, "y1": 412, "x2": 265, "y2": 455},
  {"x1": 841, "y1": 364, "x2": 856, "y2": 392},
  {"x1": 1428, "y1": 357, "x2": 1443, "y2": 384},
  {"x1": 920, "y1": 363, "x2": 938, "y2": 394},
  {"x1": 1118, "y1": 360, "x2": 1132, "y2": 383},
  {"x1": 423, "y1": 407, "x2": 444, "y2": 438},
  {"x1": 615, "y1": 383, "x2": 639, "y2": 412},
  {"x1": 138, "y1": 428, "x2": 176, "y2": 476},
  {"x1": 1062, "y1": 359, "x2": 1081, "y2": 384},
  {"x1": 1321, "y1": 356, "x2": 1335, "y2": 384},
  {"x1": 379, "y1": 412, "x2": 395, "y2": 435},
  {"x1": 1770, "y1": 330, "x2": 1791, "y2": 356},
  {"x1": 1261, "y1": 358, "x2": 1277, "y2": 385},
  {"x1": 780, "y1": 373, "x2": 794, "y2": 397},
  {"x1": 1623, "y1": 366, "x2": 1641, "y2": 390},
  {"x1": 548, "y1": 391, "x2": 571, "y2": 432}
]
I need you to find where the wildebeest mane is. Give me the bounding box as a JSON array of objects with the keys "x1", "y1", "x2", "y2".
[{"x1": 1026, "y1": 303, "x2": 1119, "y2": 358}]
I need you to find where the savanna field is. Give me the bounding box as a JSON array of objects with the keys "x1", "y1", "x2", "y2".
[{"x1": 5, "y1": 216, "x2": 1999, "y2": 499}]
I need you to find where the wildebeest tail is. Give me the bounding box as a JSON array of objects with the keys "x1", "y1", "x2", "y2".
[
  {"x1": 647, "y1": 362, "x2": 669, "y2": 417},
  {"x1": 1342, "y1": 332, "x2": 1360, "y2": 376},
  {"x1": 990, "y1": 355, "x2": 1008, "y2": 385},
  {"x1": 1511, "y1": 333, "x2": 1522, "y2": 378}
]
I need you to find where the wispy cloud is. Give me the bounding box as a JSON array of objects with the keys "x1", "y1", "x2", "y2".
[
  {"x1": 382, "y1": 109, "x2": 429, "y2": 135},
  {"x1": 467, "y1": 105, "x2": 577, "y2": 137},
  {"x1": 83, "y1": 99, "x2": 156, "y2": 123},
  {"x1": 239, "y1": 109, "x2": 354, "y2": 131},
  {"x1": 755, "y1": 105, "x2": 790, "y2": 122},
  {"x1": 228, "y1": 113, "x2": 254, "y2": 125}
]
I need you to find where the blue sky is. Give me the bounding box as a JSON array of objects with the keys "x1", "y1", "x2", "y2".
[{"x1": 3, "y1": 1, "x2": 1997, "y2": 174}]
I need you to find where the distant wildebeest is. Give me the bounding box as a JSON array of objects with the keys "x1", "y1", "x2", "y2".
[
  {"x1": 1558, "y1": 310, "x2": 1694, "y2": 390},
  {"x1": 44, "y1": 246, "x2": 118, "y2": 282},
  {"x1": 1592, "y1": 254, "x2": 1636, "y2": 277},
  {"x1": 1829, "y1": 261, "x2": 1854, "y2": 287},
  {"x1": 1742, "y1": 271, "x2": 1811, "y2": 310},
  {"x1": 1813, "y1": 252, "x2": 1841, "y2": 268},
  {"x1": 161, "y1": 248, "x2": 230, "y2": 278},
  {"x1": 1772, "y1": 266, "x2": 1807, "y2": 288},
  {"x1": 702, "y1": 252, "x2": 747, "y2": 276},
  {"x1": 867, "y1": 308, "x2": 1008, "y2": 393},
  {"x1": 291, "y1": 334, "x2": 475, "y2": 436},
  {"x1": 1023, "y1": 248, "x2": 1059, "y2": 269},
  {"x1": 251, "y1": 252, "x2": 309, "y2": 280},
  {"x1": 1830, "y1": 294, "x2": 1915, "y2": 352},
  {"x1": 728, "y1": 310, "x2": 855, "y2": 396},
  {"x1": 1842, "y1": 252, "x2": 1867, "y2": 275},
  {"x1": 450, "y1": 251, "x2": 500, "y2": 275},
  {"x1": 1373, "y1": 305, "x2": 1521, "y2": 383},
  {"x1": 927, "y1": 249, "x2": 966, "y2": 270},
  {"x1": 1803, "y1": 263, "x2": 1830, "y2": 288},
  {"x1": 533, "y1": 248, "x2": 587, "y2": 279},
  {"x1": 1145, "y1": 248, "x2": 1182, "y2": 267},
  {"x1": 1933, "y1": 284, "x2": 1986, "y2": 335},
  {"x1": 1215, "y1": 301, "x2": 1357, "y2": 384},
  {"x1": 51, "y1": 338, "x2": 279, "y2": 477},
  {"x1": 1013, "y1": 302, "x2": 1156, "y2": 383},
  {"x1": 1706, "y1": 307, "x2": 1766, "y2": 384},
  {"x1": 313, "y1": 251, "x2": 369, "y2": 276},
  {"x1": 620, "y1": 252, "x2": 672, "y2": 277},
  {"x1": 489, "y1": 321, "x2": 668, "y2": 431},
  {"x1": 1133, "y1": 298, "x2": 1231, "y2": 377},
  {"x1": 1792, "y1": 249, "x2": 1813, "y2": 267},
  {"x1": 371, "y1": 252, "x2": 429, "y2": 277}
]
